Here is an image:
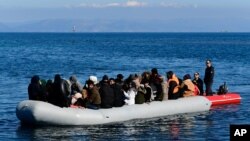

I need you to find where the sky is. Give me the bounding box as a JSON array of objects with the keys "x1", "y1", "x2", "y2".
[{"x1": 0, "y1": 0, "x2": 250, "y2": 32}]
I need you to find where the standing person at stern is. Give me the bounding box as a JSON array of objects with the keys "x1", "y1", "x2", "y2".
[{"x1": 204, "y1": 59, "x2": 214, "y2": 96}]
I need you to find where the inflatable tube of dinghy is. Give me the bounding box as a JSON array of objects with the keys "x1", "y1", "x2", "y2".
[{"x1": 16, "y1": 96, "x2": 211, "y2": 126}]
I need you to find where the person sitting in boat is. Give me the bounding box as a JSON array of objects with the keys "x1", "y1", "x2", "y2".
[
  {"x1": 135, "y1": 84, "x2": 147, "y2": 104},
  {"x1": 124, "y1": 82, "x2": 137, "y2": 105},
  {"x1": 115, "y1": 74, "x2": 124, "y2": 87},
  {"x1": 28, "y1": 75, "x2": 46, "y2": 101},
  {"x1": 86, "y1": 80, "x2": 101, "y2": 109},
  {"x1": 143, "y1": 80, "x2": 154, "y2": 102},
  {"x1": 179, "y1": 74, "x2": 195, "y2": 97},
  {"x1": 89, "y1": 75, "x2": 98, "y2": 86},
  {"x1": 48, "y1": 74, "x2": 70, "y2": 107},
  {"x1": 141, "y1": 72, "x2": 154, "y2": 102},
  {"x1": 45, "y1": 79, "x2": 53, "y2": 102},
  {"x1": 123, "y1": 74, "x2": 134, "y2": 92},
  {"x1": 166, "y1": 71, "x2": 180, "y2": 100},
  {"x1": 109, "y1": 78, "x2": 125, "y2": 107},
  {"x1": 150, "y1": 68, "x2": 164, "y2": 101},
  {"x1": 99, "y1": 75, "x2": 115, "y2": 108},
  {"x1": 69, "y1": 75, "x2": 82, "y2": 95},
  {"x1": 71, "y1": 88, "x2": 88, "y2": 108},
  {"x1": 192, "y1": 72, "x2": 204, "y2": 95},
  {"x1": 125, "y1": 74, "x2": 147, "y2": 104}
]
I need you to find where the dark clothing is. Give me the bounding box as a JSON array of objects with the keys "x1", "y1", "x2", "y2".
[
  {"x1": 204, "y1": 66, "x2": 214, "y2": 96},
  {"x1": 115, "y1": 79, "x2": 124, "y2": 87},
  {"x1": 192, "y1": 78, "x2": 204, "y2": 95},
  {"x1": 144, "y1": 86, "x2": 152, "y2": 102},
  {"x1": 168, "y1": 81, "x2": 180, "y2": 100},
  {"x1": 49, "y1": 78, "x2": 70, "y2": 108},
  {"x1": 28, "y1": 75, "x2": 45, "y2": 101},
  {"x1": 135, "y1": 87, "x2": 146, "y2": 104},
  {"x1": 74, "y1": 98, "x2": 88, "y2": 108},
  {"x1": 99, "y1": 83, "x2": 114, "y2": 108},
  {"x1": 88, "y1": 86, "x2": 101, "y2": 105},
  {"x1": 71, "y1": 82, "x2": 81, "y2": 95},
  {"x1": 111, "y1": 84, "x2": 125, "y2": 107},
  {"x1": 150, "y1": 74, "x2": 163, "y2": 101},
  {"x1": 28, "y1": 83, "x2": 44, "y2": 101}
]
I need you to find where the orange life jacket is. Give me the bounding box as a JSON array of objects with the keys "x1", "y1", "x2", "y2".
[
  {"x1": 182, "y1": 79, "x2": 195, "y2": 97},
  {"x1": 167, "y1": 74, "x2": 179, "y2": 94}
]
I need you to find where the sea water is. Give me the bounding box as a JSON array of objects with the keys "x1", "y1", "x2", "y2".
[{"x1": 0, "y1": 33, "x2": 250, "y2": 140}]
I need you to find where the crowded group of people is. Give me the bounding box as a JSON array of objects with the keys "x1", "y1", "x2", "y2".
[{"x1": 28, "y1": 59, "x2": 215, "y2": 109}]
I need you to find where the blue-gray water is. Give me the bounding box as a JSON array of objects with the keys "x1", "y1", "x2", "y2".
[{"x1": 0, "y1": 33, "x2": 250, "y2": 140}]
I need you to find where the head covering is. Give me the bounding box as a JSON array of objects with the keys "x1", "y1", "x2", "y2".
[
  {"x1": 89, "y1": 76, "x2": 98, "y2": 85},
  {"x1": 69, "y1": 75, "x2": 77, "y2": 83},
  {"x1": 194, "y1": 72, "x2": 199, "y2": 76},
  {"x1": 166, "y1": 71, "x2": 174, "y2": 79},
  {"x1": 183, "y1": 74, "x2": 191, "y2": 80},
  {"x1": 151, "y1": 68, "x2": 158, "y2": 74},
  {"x1": 109, "y1": 78, "x2": 115, "y2": 81},
  {"x1": 54, "y1": 74, "x2": 61, "y2": 83},
  {"x1": 117, "y1": 74, "x2": 124, "y2": 80},
  {"x1": 102, "y1": 75, "x2": 109, "y2": 81},
  {"x1": 31, "y1": 75, "x2": 40, "y2": 84},
  {"x1": 86, "y1": 80, "x2": 94, "y2": 85}
]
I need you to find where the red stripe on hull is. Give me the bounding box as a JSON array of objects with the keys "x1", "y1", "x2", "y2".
[{"x1": 205, "y1": 93, "x2": 241, "y2": 106}]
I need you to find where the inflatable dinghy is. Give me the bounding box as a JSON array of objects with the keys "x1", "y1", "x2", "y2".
[
  {"x1": 16, "y1": 96, "x2": 211, "y2": 126},
  {"x1": 205, "y1": 93, "x2": 241, "y2": 106}
]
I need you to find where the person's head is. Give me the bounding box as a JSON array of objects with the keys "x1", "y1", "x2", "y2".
[
  {"x1": 54, "y1": 74, "x2": 61, "y2": 83},
  {"x1": 102, "y1": 75, "x2": 109, "y2": 82},
  {"x1": 89, "y1": 75, "x2": 98, "y2": 85},
  {"x1": 166, "y1": 71, "x2": 174, "y2": 80},
  {"x1": 116, "y1": 74, "x2": 124, "y2": 80},
  {"x1": 109, "y1": 78, "x2": 115, "y2": 85},
  {"x1": 183, "y1": 74, "x2": 191, "y2": 80},
  {"x1": 31, "y1": 75, "x2": 40, "y2": 84},
  {"x1": 206, "y1": 59, "x2": 212, "y2": 67},
  {"x1": 69, "y1": 75, "x2": 77, "y2": 83},
  {"x1": 86, "y1": 80, "x2": 94, "y2": 89},
  {"x1": 194, "y1": 72, "x2": 200, "y2": 79},
  {"x1": 151, "y1": 68, "x2": 158, "y2": 76},
  {"x1": 142, "y1": 71, "x2": 150, "y2": 79},
  {"x1": 143, "y1": 80, "x2": 150, "y2": 87}
]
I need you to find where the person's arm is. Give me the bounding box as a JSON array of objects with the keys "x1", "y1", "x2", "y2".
[
  {"x1": 210, "y1": 67, "x2": 214, "y2": 80},
  {"x1": 88, "y1": 89, "x2": 98, "y2": 103},
  {"x1": 123, "y1": 91, "x2": 129, "y2": 99}
]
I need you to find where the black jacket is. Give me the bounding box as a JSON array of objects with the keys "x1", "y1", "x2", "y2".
[
  {"x1": 111, "y1": 84, "x2": 125, "y2": 107},
  {"x1": 99, "y1": 83, "x2": 115, "y2": 108},
  {"x1": 193, "y1": 78, "x2": 204, "y2": 95},
  {"x1": 49, "y1": 79, "x2": 70, "y2": 108},
  {"x1": 204, "y1": 66, "x2": 214, "y2": 84}
]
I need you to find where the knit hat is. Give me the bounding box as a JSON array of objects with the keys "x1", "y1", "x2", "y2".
[{"x1": 89, "y1": 76, "x2": 98, "y2": 85}]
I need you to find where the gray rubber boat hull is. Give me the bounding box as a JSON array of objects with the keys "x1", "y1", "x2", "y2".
[{"x1": 16, "y1": 96, "x2": 211, "y2": 125}]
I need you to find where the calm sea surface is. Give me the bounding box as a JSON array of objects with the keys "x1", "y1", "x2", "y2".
[{"x1": 0, "y1": 33, "x2": 250, "y2": 140}]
